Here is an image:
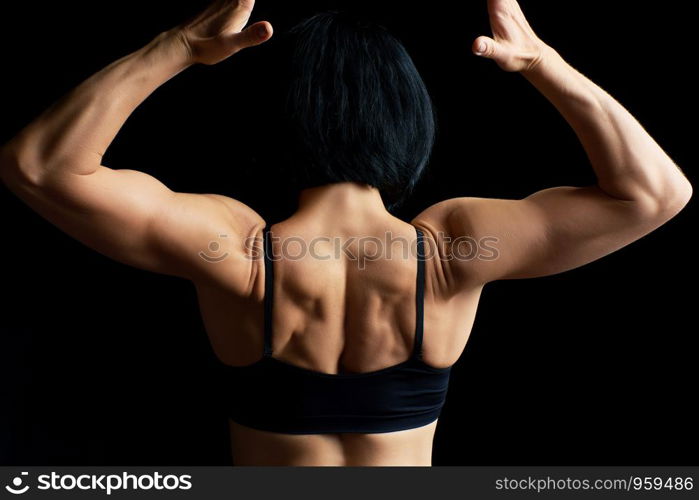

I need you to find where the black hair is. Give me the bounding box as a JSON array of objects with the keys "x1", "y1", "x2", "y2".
[{"x1": 270, "y1": 11, "x2": 436, "y2": 209}]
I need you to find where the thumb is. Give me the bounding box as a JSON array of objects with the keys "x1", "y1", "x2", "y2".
[
  {"x1": 230, "y1": 21, "x2": 273, "y2": 52},
  {"x1": 472, "y1": 36, "x2": 500, "y2": 59}
]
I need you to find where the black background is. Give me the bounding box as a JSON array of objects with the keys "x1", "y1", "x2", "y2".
[{"x1": 1, "y1": 0, "x2": 696, "y2": 465}]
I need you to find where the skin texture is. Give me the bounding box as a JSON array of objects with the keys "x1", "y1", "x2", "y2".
[{"x1": 0, "y1": 0, "x2": 692, "y2": 466}]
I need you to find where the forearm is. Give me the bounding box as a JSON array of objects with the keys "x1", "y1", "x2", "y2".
[
  {"x1": 522, "y1": 46, "x2": 691, "y2": 210},
  {"x1": 1, "y1": 29, "x2": 191, "y2": 183}
]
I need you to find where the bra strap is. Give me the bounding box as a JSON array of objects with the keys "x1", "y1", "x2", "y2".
[
  {"x1": 262, "y1": 225, "x2": 274, "y2": 357},
  {"x1": 413, "y1": 227, "x2": 425, "y2": 360}
]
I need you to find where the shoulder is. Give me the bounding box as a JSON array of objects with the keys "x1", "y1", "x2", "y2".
[
  {"x1": 152, "y1": 192, "x2": 267, "y2": 296},
  {"x1": 411, "y1": 196, "x2": 539, "y2": 291},
  {"x1": 411, "y1": 198, "x2": 496, "y2": 297}
]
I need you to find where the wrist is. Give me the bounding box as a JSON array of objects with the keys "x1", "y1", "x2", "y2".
[
  {"x1": 520, "y1": 43, "x2": 604, "y2": 113},
  {"x1": 143, "y1": 29, "x2": 194, "y2": 72},
  {"x1": 520, "y1": 43, "x2": 562, "y2": 79}
]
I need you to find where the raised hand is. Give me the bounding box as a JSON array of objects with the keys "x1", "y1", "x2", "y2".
[
  {"x1": 472, "y1": 0, "x2": 547, "y2": 72},
  {"x1": 177, "y1": 0, "x2": 273, "y2": 65}
]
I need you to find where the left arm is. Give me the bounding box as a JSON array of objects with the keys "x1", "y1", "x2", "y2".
[{"x1": 0, "y1": 0, "x2": 272, "y2": 289}]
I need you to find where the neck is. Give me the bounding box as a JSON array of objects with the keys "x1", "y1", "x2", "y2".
[{"x1": 297, "y1": 182, "x2": 388, "y2": 219}]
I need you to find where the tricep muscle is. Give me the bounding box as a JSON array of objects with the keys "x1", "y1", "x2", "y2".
[
  {"x1": 8, "y1": 163, "x2": 261, "y2": 288},
  {"x1": 416, "y1": 185, "x2": 674, "y2": 286}
]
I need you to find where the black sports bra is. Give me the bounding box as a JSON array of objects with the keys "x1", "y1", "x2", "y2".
[{"x1": 220, "y1": 225, "x2": 453, "y2": 434}]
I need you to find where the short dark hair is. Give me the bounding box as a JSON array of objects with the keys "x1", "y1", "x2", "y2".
[{"x1": 276, "y1": 11, "x2": 436, "y2": 208}]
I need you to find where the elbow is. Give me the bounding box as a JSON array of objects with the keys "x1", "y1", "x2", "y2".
[
  {"x1": 636, "y1": 175, "x2": 693, "y2": 223},
  {"x1": 660, "y1": 176, "x2": 692, "y2": 217},
  {"x1": 0, "y1": 142, "x2": 46, "y2": 189}
]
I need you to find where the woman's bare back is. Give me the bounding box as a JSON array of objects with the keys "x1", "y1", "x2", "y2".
[{"x1": 195, "y1": 214, "x2": 480, "y2": 465}]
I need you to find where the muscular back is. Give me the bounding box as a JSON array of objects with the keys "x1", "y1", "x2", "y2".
[{"x1": 197, "y1": 215, "x2": 478, "y2": 373}]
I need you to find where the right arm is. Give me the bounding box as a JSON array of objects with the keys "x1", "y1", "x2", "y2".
[{"x1": 415, "y1": 0, "x2": 692, "y2": 287}]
